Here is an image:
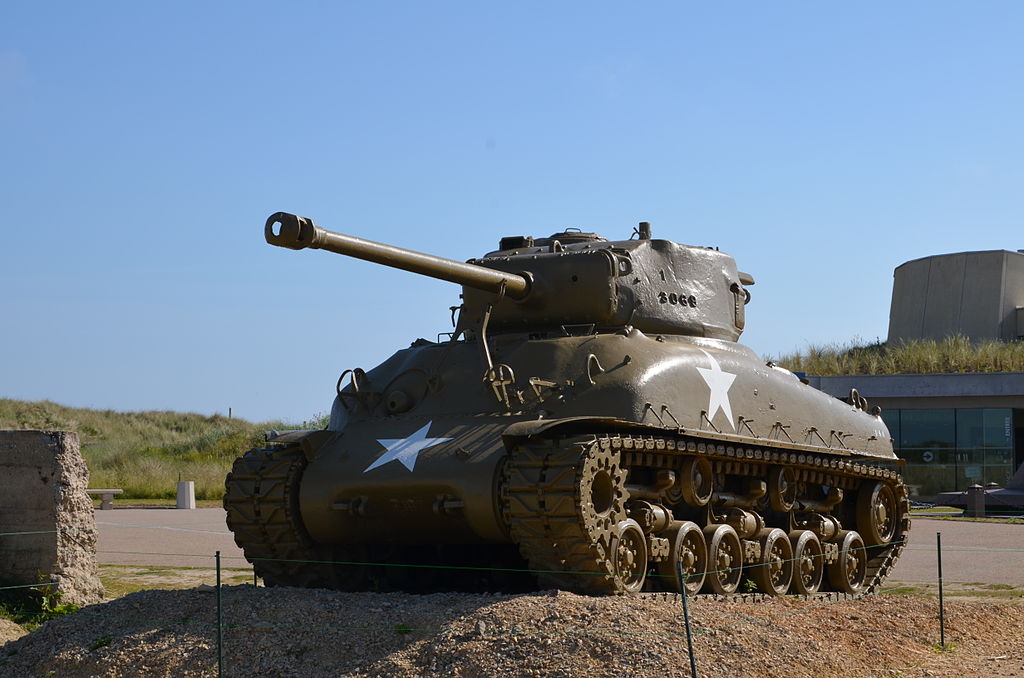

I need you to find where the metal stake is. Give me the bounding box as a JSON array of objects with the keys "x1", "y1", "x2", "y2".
[
  {"x1": 936, "y1": 532, "x2": 945, "y2": 648},
  {"x1": 216, "y1": 550, "x2": 224, "y2": 677},
  {"x1": 678, "y1": 562, "x2": 699, "y2": 678}
]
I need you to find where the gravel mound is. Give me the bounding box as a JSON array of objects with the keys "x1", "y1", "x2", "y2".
[{"x1": 2, "y1": 587, "x2": 1022, "y2": 677}]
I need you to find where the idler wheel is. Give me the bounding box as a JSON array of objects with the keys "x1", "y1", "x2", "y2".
[
  {"x1": 828, "y1": 530, "x2": 867, "y2": 593},
  {"x1": 789, "y1": 530, "x2": 824, "y2": 595},
  {"x1": 768, "y1": 465, "x2": 797, "y2": 512},
  {"x1": 856, "y1": 480, "x2": 899, "y2": 547},
  {"x1": 752, "y1": 528, "x2": 794, "y2": 596},
  {"x1": 610, "y1": 519, "x2": 648, "y2": 593},
  {"x1": 680, "y1": 457, "x2": 713, "y2": 507},
  {"x1": 657, "y1": 521, "x2": 707, "y2": 595},
  {"x1": 702, "y1": 524, "x2": 744, "y2": 594}
]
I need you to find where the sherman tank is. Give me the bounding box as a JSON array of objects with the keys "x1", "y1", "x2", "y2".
[{"x1": 225, "y1": 212, "x2": 909, "y2": 596}]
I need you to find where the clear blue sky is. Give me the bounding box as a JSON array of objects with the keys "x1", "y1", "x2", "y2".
[{"x1": 3, "y1": 2, "x2": 1023, "y2": 423}]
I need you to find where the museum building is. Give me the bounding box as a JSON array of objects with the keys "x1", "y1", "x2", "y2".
[{"x1": 805, "y1": 249, "x2": 1024, "y2": 500}]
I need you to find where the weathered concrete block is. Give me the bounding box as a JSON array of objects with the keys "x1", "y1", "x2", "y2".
[{"x1": 0, "y1": 430, "x2": 104, "y2": 606}]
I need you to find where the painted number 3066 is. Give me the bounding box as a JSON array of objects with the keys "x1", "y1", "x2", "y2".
[{"x1": 658, "y1": 291, "x2": 697, "y2": 307}]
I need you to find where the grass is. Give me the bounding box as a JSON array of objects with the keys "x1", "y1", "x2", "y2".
[
  {"x1": 1, "y1": 566, "x2": 257, "y2": 633},
  {"x1": 883, "y1": 581, "x2": 1024, "y2": 601},
  {"x1": 88, "y1": 635, "x2": 112, "y2": 652},
  {"x1": 0, "y1": 398, "x2": 328, "y2": 501},
  {"x1": 98, "y1": 565, "x2": 254, "y2": 599},
  {"x1": 909, "y1": 507, "x2": 962, "y2": 518},
  {"x1": 911, "y1": 514, "x2": 1024, "y2": 525},
  {"x1": 881, "y1": 585, "x2": 933, "y2": 597},
  {"x1": 92, "y1": 497, "x2": 225, "y2": 509},
  {"x1": 0, "y1": 581, "x2": 81, "y2": 632},
  {"x1": 768, "y1": 335, "x2": 1024, "y2": 375}
]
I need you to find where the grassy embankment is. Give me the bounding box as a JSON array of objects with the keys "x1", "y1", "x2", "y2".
[
  {"x1": 0, "y1": 399, "x2": 325, "y2": 500},
  {"x1": 768, "y1": 335, "x2": 1024, "y2": 375}
]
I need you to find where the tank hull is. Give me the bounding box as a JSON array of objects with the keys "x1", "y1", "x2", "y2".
[{"x1": 227, "y1": 330, "x2": 908, "y2": 595}]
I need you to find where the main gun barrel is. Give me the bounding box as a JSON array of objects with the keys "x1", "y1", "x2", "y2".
[{"x1": 265, "y1": 212, "x2": 530, "y2": 299}]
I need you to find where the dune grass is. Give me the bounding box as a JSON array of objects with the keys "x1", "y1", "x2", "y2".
[
  {"x1": 768, "y1": 335, "x2": 1024, "y2": 375},
  {"x1": 0, "y1": 399, "x2": 326, "y2": 500},
  {"x1": 10, "y1": 336, "x2": 1020, "y2": 499}
]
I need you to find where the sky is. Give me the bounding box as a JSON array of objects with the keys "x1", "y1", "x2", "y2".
[{"x1": 2, "y1": 2, "x2": 1023, "y2": 423}]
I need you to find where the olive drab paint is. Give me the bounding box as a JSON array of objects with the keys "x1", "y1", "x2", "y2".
[{"x1": 225, "y1": 213, "x2": 909, "y2": 596}]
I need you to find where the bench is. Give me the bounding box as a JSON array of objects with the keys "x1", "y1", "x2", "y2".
[{"x1": 87, "y1": 488, "x2": 124, "y2": 510}]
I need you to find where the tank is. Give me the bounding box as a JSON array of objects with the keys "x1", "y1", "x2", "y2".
[{"x1": 225, "y1": 212, "x2": 910, "y2": 596}]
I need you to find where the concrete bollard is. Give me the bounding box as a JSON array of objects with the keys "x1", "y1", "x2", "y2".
[
  {"x1": 176, "y1": 480, "x2": 196, "y2": 509},
  {"x1": 966, "y1": 483, "x2": 985, "y2": 518}
]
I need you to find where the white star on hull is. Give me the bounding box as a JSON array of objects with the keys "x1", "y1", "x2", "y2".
[
  {"x1": 363, "y1": 421, "x2": 453, "y2": 473},
  {"x1": 697, "y1": 349, "x2": 737, "y2": 430}
]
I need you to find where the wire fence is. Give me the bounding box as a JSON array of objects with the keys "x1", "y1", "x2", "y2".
[{"x1": 1, "y1": 522, "x2": 1022, "y2": 678}]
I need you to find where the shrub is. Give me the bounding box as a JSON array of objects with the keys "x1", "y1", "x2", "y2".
[{"x1": 768, "y1": 335, "x2": 1024, "y2": 375}]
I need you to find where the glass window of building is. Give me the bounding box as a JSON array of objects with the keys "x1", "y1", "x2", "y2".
[
  {"x1": 887, "y1": 408, "x2": 1014, "y2": 497},
  {"x1": 899, "y1": 409, "x2": 955, "y2": 449}
]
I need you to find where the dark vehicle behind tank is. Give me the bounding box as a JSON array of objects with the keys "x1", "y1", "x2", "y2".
[{"x1": 225, "y1": 212, "x2": 909, "y2": 596}]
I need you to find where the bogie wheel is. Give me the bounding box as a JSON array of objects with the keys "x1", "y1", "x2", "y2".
[
  {"x1": 702, "y1": 524, "x2": 743, "y2": 594},
  {"x1": 752, "y1": 528, "x2": 794, "y2": 596},
  {"x1": 767, "y1": 465, "x2": 797, "y2": 512},
  {"x1": 610, "y1": 519, "x2": 648, "y2": 593},
  {"x1": 856, "y1": 480, "x2": 900, "y2": 547},
  {"x1": 789, "y1": 530, "x2": 824, "y2": 595},
  {"x1": 680, "y1": 457, "x2": 714, "y2": 507},
  {"x1": 828, "y1": 530, "x2": 867, "y2": 593},
  {"x1": 656, "y1": 521, "x2": 707, "y2": 595}
]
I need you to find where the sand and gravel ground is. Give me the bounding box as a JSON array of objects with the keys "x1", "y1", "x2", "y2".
[
  {"x1": 2, "y1": 587, "x2": 1022, "y2": 678},
  {"x1": 3, "y1": 514, "x2": 1019, "y2": 676}
]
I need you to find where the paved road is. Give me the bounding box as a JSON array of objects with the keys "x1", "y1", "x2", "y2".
[
  {"x1": 887, "y1": 516, "x2": 1024, "y2": 586},
  {"x1": 95, "y1": 509, "x2": 1024, "y2": 586},
  {"x1": 94, "y1": 508, "x2": 246, "y2": 569}
]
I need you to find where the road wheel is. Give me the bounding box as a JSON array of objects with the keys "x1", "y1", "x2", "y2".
[{"x1": 702, "y1": 524, "x2": 743, "y2": 594}]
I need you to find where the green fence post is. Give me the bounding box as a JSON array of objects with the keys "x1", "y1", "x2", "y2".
[
  {"x1": 936, "y1": 533, "x2": 945, "y2": 648},
  {"x1": 216, "y1": 550, "x2": 224, "y2": 677},
  {"x1": 678, "y1": 562, "x2": 699, "y2": 678}
]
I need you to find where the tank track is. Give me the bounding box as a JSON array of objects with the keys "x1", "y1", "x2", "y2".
[
  {"x1": 226, "y1": 434, "x2": 909, "y2": 597},
  {"x1": 501, "y1": 437, "x2": 630, "y2": 593},
  {"x1": 502, "y1": 433, "x2": 910, "y2": 596},
  {"x1": 224, "y1": 444, "x2": 363, "y2": 589}
]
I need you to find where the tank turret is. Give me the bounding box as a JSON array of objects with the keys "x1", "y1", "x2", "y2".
[{"x1": 228, "y1": 212, "x2": 909, "y2": 598}]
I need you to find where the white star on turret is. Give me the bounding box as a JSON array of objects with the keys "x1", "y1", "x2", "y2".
[
  {"x1": 363, "y1": 422, "x2": 453, "y2": 473},
  {"x1": 697, "y1": 350, "x2": 737, "y2": 430}
]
